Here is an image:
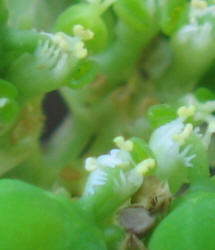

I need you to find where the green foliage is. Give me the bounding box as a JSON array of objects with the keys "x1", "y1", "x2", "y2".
[
  {"x1": 195, "y1": 87, "x2": 215, "y2": 102},
  {"x1": 0, "y1": 0, "x2": 8, "y2": 25}
]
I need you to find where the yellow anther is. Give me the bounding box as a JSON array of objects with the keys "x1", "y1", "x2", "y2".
[
  {"x1": 73, "y1": 24, "x2": 94, "y2": 40},
  {"x1": 135, "y1": 158, "x2": 156, "y2": 176},
  {"x1": 113, "y1": 136, "x2": 134, "y2": 152},
  {"x1": 85, "y1": 157, "x2": 98, "y2": 172},
  {"x1": 177, "y1": 105, "x2": 196, "y2": 119},
  {"x1": 74, "y1": 41, "x2": 88, "y2": 58},
  {"x1": 173, "y1": 123, "x2": 193, "y2": 145},
  {"x1": 51, "y1": 32, "x2": 88, "y2": 59},
  {"x1": 52, "y1": 32, "x2": 69, "y2": 51},
  {"x1": 191, "y1": 0, "x2": 208, "y2": 8},
  {"x1": 76, "y1": 48, "x2": 88, "y2": 58}
]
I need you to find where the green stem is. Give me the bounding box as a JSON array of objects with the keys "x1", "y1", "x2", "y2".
[
  {"x1": 45, "y1": 115, "x2": 98, "y2": 168},
  {"x1": 94, "y1": 20, "x2": 158, "y2": 84},
  {"x1": 156, "y1": 27, "x2": 215, "y2": 100},
  {"x1": 4, "y1": 146, "x2": 53, "y2": 188}
]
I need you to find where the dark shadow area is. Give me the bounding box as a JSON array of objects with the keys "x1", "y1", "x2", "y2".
[{"x1": 41, "y1": 91, "x2": 68, "y2": 141}]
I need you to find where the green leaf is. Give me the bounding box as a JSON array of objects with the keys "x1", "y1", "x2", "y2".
[
  {"x1": 195, "y1": 87, "x2": 215, "y2": 103},
  {"x1": 130, "y1": 136, "x2": 155, "y2": 164},
  {"x1": 148, "y1": 190, "x2": 215, "y2": 250},
  {"x1": 0, "y1": 179, "x2": 107, "y2": 250}
]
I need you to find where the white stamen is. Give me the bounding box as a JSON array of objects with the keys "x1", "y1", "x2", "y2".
[
  {"x1": 97, "y1": 149, "x2": 132, "y2": 169},
  {"x1": 44, "y1": 31, "x2": 89, "y2": 59},
  {"x1": 84, "y1": 169, "x2": 108, "y2": 195},
  {"x1": 97, "y1": 154, "x2": 119, "y2": 168},
  {"x1": 185, "y1": 154, "x2": 196, "y2": 167},
  {"x1": 180, "y1": 144, "x2": 192, "y2": 158},
  {"x1": 53, "y1": 53, "x2": 68, "y2": 76}
]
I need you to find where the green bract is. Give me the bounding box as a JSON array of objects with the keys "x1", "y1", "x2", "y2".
[
  {"x1": 0, "y1": 179, "x2": 107, "y2": 250},
  {"x1": 68, "y1": 59, "x2": 99, "y2": 89},
  {"x1": 55, "y1": 3, "x2": 109, "y2": 53},
  {"x1": 148, "y1": 186, "x2": 215, "y2": 250}
]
